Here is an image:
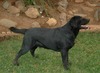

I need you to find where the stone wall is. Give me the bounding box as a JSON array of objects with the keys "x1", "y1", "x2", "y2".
[
  {"x1": 1, "y1": 0, "x2": 100, "y2": 25},
  {"x1": 0, "y1": 0, "x2": 100, "y2": 37},
  {"x1": 67, "y1": 0, "x2": 100, "y2": 25}
]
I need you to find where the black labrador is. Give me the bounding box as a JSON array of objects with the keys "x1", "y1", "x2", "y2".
[{"x1": 9, "y1": 16, "x2": 90, "y2": 70}]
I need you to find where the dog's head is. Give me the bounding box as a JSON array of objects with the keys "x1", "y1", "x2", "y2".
[{"x1": 70, "y1": 16, "x2": 90, "y2": 30}]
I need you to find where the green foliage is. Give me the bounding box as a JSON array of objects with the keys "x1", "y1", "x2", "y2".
[
  {"x1": 23, "y1": 0, "x2": 54, "y2": 7},
  {"x1": 0, "y1": 32, "x2": 100, "y2": 73},
  {"x1": 23, "y1": 0, "x2": 54, "y2": 17},
  {"x1": 23, "y1": 0, "x2": 36, "y2": 6}
]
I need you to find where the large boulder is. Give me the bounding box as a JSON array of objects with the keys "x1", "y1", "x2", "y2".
[
  {"x1": 7, "y1": 6, "x2": 20, "y2": 14},
  {"x1": 25, "y1": 7, "x2": 40, "y2": 18},
  {"x1": 0, "y1": 19, "x2": 17, "y2": 28}
]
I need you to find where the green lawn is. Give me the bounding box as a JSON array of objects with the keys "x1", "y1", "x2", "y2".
[{"x1": 0, "y1": 32, "x2": 100, "y2": 73}]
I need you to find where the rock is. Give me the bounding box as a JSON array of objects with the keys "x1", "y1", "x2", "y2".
[
  {"x1": 85, "y1": 1, "x2": 96, "y2": 7},
  {"x1": 58, "y1": 0, "x2": 68, "y2": 9},
  {"x1": 2, "y1": 1, "x2": 11, "y2": 9},
  {"x1": 75, "y1": 0, "x2": 84, "y2": 3},
  {"x1": 72, "y1": 9, "x2": 78, "y2": 13},
  {"x1": 96, "y1": 3, "x2": 100, "y2": 7},
  {"x1": 15, "y1": 0, "x2": 26, "y2": 12},
  {"x1": 7, "y1": 0, "x2": 17, "y2": 3},
  {"x1": 41, "y1": 16, "x2": 45, "y2": 18},
  {"x1": 7, "y1": 6, "x2": 20, "y2": 14},
  {"x1": 25, "y1": 7, "x2": 40, "y2": 18},
  {"x1": 46, "y1": 18, "x2": 57, "y2": 26},
  {"x1": 57, "y1": 0, "x2": 68, "y2": 13},
  {"x1": 68, "y1": 11, "x2": 74, "y2": 15},
  {"x1": 7, "y1": 31, "x2": 11, "y2": 34},
  {"x1": 59, "y1": 12, "x2": 67, "y2": 25},
  {"x1": 81, "y1": 6, "x2": 94, "y2": 12},
  {"x1": 94, "y1": 9, "x2": 100, "y2": 21},
  {"x1": 16, "y1": 13, "x2": 20, "y2": 16},
  {"x1": 1, "y1": 32, "x2": 6, "y2": 34},
  {"x1": 31, "y1": 22, "x2": 41, "y2": 28},
  {"x1": 0, "y1": 19, "x2": 17, "y2": 28},
  {"x1": 74, "y1": 13, "x2": 87, "y2": 17},
  {"x1": 57, "y1": 6, "x2": 66, "y2": 13}
]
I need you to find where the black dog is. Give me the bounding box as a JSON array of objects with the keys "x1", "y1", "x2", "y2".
[{"x1": 9, "y1": 16, "x2": 89, "y2": 70}]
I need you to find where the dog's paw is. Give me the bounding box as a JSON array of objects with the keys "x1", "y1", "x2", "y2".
[
  {"x1": 64, "y1": 66, "x2": 69, "y2": 70},
  {"x1": 63, "y1": 63, "x2": 71, "y2": 70},
  {"x1": 13, "y1": 61, "x2": 19, "y2": 66}
]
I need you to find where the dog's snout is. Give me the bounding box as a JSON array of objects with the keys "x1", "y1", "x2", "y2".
[{"x1": 87, "y1": 19, "x2": 90, "y2": 22}]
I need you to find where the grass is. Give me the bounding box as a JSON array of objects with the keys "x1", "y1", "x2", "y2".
[
  {"x1": 0, "y1": 32, "x2": 100, "y2": 73},
  {"x1": 23, "y1": 0, "x2": 36, "y2": 5}
]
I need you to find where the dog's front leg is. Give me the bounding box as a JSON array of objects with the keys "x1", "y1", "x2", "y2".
[{"x1": 61, "y1": 49, "x2": 69, "y2": 70}]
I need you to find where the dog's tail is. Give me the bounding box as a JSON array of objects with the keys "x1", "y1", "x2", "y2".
[{"x1": 9, "y1": 27, "x2": 28, "y2": 34}]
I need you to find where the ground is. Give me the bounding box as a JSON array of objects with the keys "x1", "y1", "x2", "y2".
[
  {"x1": 0, "y1": 0, "x2": 100, "y2": 37},
  {"x1": 0, "y1": 32, "x2": 100, "y2": 73}
]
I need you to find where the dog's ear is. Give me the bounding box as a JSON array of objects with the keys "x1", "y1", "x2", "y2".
[
  {"x1": 69, "y1": 16, "x2": 82, "y2": 28},
  {"x1": 70, "y1": 16, "x2": 81, "y2": 21}
]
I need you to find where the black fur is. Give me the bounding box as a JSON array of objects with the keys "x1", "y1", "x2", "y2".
[{"x1": 9, "y1": 16, "x2": 90, "y2": 70}]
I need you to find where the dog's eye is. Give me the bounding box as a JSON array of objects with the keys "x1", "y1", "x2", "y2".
[{"x1": 77, "y1": 20, "x2": 81, "y2": 24}]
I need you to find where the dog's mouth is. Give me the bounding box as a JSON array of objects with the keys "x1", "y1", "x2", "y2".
[
  {"x1": 80, "y1": 19, "x2": 90, "y2": 29},
  {"x1": 80, "y1": 25, "x2": 89, "y2": 29}
]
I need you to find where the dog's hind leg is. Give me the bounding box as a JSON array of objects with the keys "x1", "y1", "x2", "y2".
[
  {"x1": 30, "y1": 45, "x2": 37, "y2": 57},
  {"x1": 13, "y1": 46, "x2": 30, "y2": 66},
  {"x1": 13, "y1": 36, "x2": 32, "y2": 66}
]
